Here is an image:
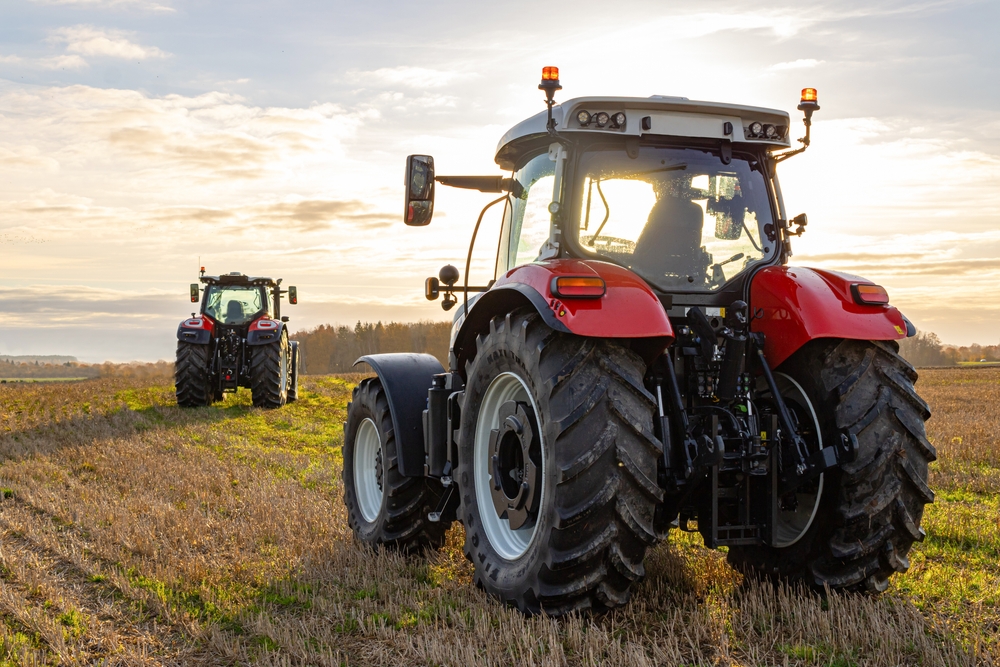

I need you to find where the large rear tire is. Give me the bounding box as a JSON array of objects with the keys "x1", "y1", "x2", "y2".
[
  {"x1": 728, "y1": 339, "x2": 935, "y2": 592},
  {"x1": 343, "y1": 377, "x2": 449, "y2": 551},
  {"x1": 457, "y1": 308, "x2": 665, "y2": 615},
  {"x1": 175, "y1": 341, "x2": 213, "y2": 407},
  {"x1": 250, "y1": 334, "x2": 289, "y2": 409}
]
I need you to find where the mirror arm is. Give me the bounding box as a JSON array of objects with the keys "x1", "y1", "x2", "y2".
[{"x1": 436, "y1": 175, "x2": 524, "y2": 197}]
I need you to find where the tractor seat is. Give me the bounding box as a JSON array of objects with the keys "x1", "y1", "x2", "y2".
[
  {"x1": 225, "y1": 300, "x2": 245, "y2": 323},
  {"x1": 631, "y1": 196, "x2": 707, "y2": 281}
]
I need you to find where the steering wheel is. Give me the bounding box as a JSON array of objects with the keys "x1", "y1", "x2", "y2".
[{"x1": 586, "y1": 235, "x2": 635, "y2": 255}]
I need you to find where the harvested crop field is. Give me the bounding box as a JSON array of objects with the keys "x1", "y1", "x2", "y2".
[{"x1": 0, "y1": 368, "x2": 996, "y2": 666}]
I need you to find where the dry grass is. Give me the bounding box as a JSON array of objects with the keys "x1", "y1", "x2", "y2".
[{"x1": 0, "y1": 368, "x2": 995, "y2": 665}]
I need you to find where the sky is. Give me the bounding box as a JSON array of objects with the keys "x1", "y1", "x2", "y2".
[{"x1": 0, "y1": 0, "x2": 998, "y2": 362}]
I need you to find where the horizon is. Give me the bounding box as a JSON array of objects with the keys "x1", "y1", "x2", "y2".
[{"x1": 2, "y1": 0, "x2": 999, "y2": 362}]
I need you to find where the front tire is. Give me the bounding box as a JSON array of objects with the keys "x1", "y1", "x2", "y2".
[
  {"x1": 175, "y1": 341, "x2": 213, "y2": 407},
  {"x1": 287, "y1": 341, "x2": 300, "y2": 403},
  {"x1": 342, "y1": 378, "x2": 449, "y2": 551},
  {"x1": 457, "y1": 309, "x2": 664, "y2": 615},
  {"x1": 728, "y1": 339, "x2": 935, "y2": 592},
  {"x1": 250, "y1": 335, "x2": 289, "y2": 409}
]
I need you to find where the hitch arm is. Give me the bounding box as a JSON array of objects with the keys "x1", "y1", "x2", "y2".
[
  {"x1": 752, "y1": 333, "x2": 854, "y2": 494},
  {"x1": 752, "y1": 339, "x2": 810, "y2": 469}
]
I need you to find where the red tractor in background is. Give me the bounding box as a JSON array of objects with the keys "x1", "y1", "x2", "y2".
[
  {"x1": 342, "y1": 69, "x2": 934, "y2": 615},
  {"x1": 175, "y1": 270, "x2": 300, "y2": 409}
]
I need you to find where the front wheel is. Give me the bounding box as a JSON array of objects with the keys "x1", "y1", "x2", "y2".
[
  {"x1": 342, "y1": 377, "x2": 449, "y2": 551},
  {"x1": 457, "y1": 309, "x2": 664, "y2": 615},
  {"x1": 287, "y1": 341, "x2": 300, "y2": 403},
  {"x1": 728, "y1": 339, "x2": 936, "y2": 592},
  {"x1": 249, "y1": 335, "x2": 289, "y2": 409}
]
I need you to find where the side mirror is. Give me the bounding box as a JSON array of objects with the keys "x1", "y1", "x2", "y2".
[
  {"x1": 425, "y1": 277, "x2": 440, "y2": 301},
  {"x1": 280, "y1": 316, "x2": 289, "y2": 323},
  {"x1": 404, "y1": 154, "x2": 435, "y2": 226},
  {"x1": 288, "y1": 286, "x2": 298, "y2": 304},
  {"x1": 190, "y1": 284, "x2": 199, "y2": 303}
]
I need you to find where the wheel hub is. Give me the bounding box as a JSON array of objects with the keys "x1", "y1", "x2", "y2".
[
  {"x1": 375, "y1": 447, "x2": 384, "y2": 492},
  {"x1": 488, "y1": 400, "x2": 540, "y2": 530}
]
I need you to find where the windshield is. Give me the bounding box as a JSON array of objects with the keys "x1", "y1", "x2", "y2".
[
  {"x1": 204, "y1": 285, "x2": 266, "y2": 325},
  {"x1": 575, "y1": 145, "x2": 776, "y2": 291}
]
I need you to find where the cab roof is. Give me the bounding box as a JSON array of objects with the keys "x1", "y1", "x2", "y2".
[
  {"x1": 200, "y1": 272, "x2": 280, "y2": 287},
  {"x1": 495, "y1": 95, "x2": 792, "y2": 170}
]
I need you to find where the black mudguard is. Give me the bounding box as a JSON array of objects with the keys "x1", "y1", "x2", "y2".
[
  {"x1": 354, "y1": 353, "x2": 444, "y2": 477},
  {"x1": 177, "y1": 326, "x2": 211, "y2": 345},
  {"x1": 247, "y1": 321, "x2": 286, "y2": 345}
]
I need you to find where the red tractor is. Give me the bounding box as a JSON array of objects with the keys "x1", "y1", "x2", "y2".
[
  {"x1": 175, "y1": 270, "x2": 300, "y2": 409},
  {"x1": 342, "y1": 69, "x2": 934, "y2": 615}
]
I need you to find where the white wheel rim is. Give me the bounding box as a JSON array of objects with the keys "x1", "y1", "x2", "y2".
[
  {"x1": 770, "y1": 373, "x2": 824, "y2": 548},
  {"x1": 354, "y1": 417, "x2": 383, "y2": 522},
  {"x1": 474, "y1": 372, "x2": 545, "y2": 560}
]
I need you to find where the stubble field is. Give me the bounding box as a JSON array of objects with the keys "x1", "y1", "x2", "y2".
[{"x1": 0, "y1": 368, "x2": 996, "y2": 666}]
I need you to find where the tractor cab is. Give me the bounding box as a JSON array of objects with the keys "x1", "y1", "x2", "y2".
[{"x1": 199, "y1": 273, "x2": 281, "y2": 329}]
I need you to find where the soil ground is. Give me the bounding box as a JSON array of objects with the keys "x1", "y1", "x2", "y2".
[{"x1": 0, "y1": 369, "x2": 996, "y2": 666}]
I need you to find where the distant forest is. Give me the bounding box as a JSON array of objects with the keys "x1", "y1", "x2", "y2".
[
  {"x1": 291, "y1": 321, "x2": 451, "y2": 374},
  {"x1": 1, "y1": 323, "x2": 989, "y2": 381},
  {"x1": 898, "y1": 331, "x2": 998, "y2": 367},
  {"x1": 0, "y1": 359, "x2": 173, "y2": 380},
  {"x1": 289, "y1": 321, "x2": 996, "y2": 375}
]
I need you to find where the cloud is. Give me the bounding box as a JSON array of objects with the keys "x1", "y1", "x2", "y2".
[
  {"x1": 0, "y1": 54, "x2": 88, "y2": 70},
  {"x1": 769, "y1": 58, "x2": 824, "y2": 70},
  {"x1": 39, "y1": 54, "x2": 89, "y2": 70},
  {"x1": 49, "y1": 25, "x2": 169, "y2": 60},
  {"x1": 0, "y1": 285, "x2": 179, "y2": 327},
  {"x1": 0, "y1": 146, "x2": 60, "y2": 172},
  {"x1": 106, "y1": 126, "x2": 275, "y2": 178},
  {"x1": 32, "y1": 0, "x2": 174, "y2": 12},
  {"x1": 353, "y1": 66, "x2": 464, "y2": 89},
  {"x1": 0, "y1": 86, "x2": 365, "y2": 191},
  {"x1": 255, "y1": 200, "x2": 395, "y2": 232}
]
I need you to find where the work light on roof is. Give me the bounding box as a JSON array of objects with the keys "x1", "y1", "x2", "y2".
[
  {"x1": 577, "y1": 110, "x2": 592, "y2": 126},
  {"x1": 595, "y1": 112, "x2": 610, "y2": 127},
  {"x1": 749, "y1": 121, "x2": 763, "y2": 136},
  {"x1": 764, "y1": 124, "x2": 777, "y2": 139},
  {"x1": 611, "y1": 112, "x2": 626, "y2": 127}
]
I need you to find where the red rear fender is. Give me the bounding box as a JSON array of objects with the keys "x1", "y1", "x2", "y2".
[
  {"x1": 750, "y1": 266, "x2": 907, "y2": 368},
  {"x1": 451, "y1": 259, "x2": 672, "y2": 373}
]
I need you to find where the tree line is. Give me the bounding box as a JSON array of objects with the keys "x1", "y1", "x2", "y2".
[
  {"x1": 897, "y1": 331, "x2": 998, "y2": 367},
  {"x1": 0, "y1": 359, "x2": 173, "y2": 380},
  {"x1": 289, "y1": 321, "x2": 996, "y2": 374},
  {"x1": 291, "y1": 321, "x2": 451, "y2": 374}
]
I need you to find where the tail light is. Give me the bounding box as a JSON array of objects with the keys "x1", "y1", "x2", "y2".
[
  {"x1": 851, "y1": 284, "x2": 889, "y2": 305},
  {"x1": 551, "y1": 276, "x2": 606, "y2": 298}
]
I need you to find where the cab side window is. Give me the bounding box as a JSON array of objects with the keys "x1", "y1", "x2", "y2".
[{"x1": 507, "y1": 152, "x2": 555, "y2": 270}]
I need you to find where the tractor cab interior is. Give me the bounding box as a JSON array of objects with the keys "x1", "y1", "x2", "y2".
[{"x1": 571, "y1": 144, "x2": 776, "y2": 292}]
